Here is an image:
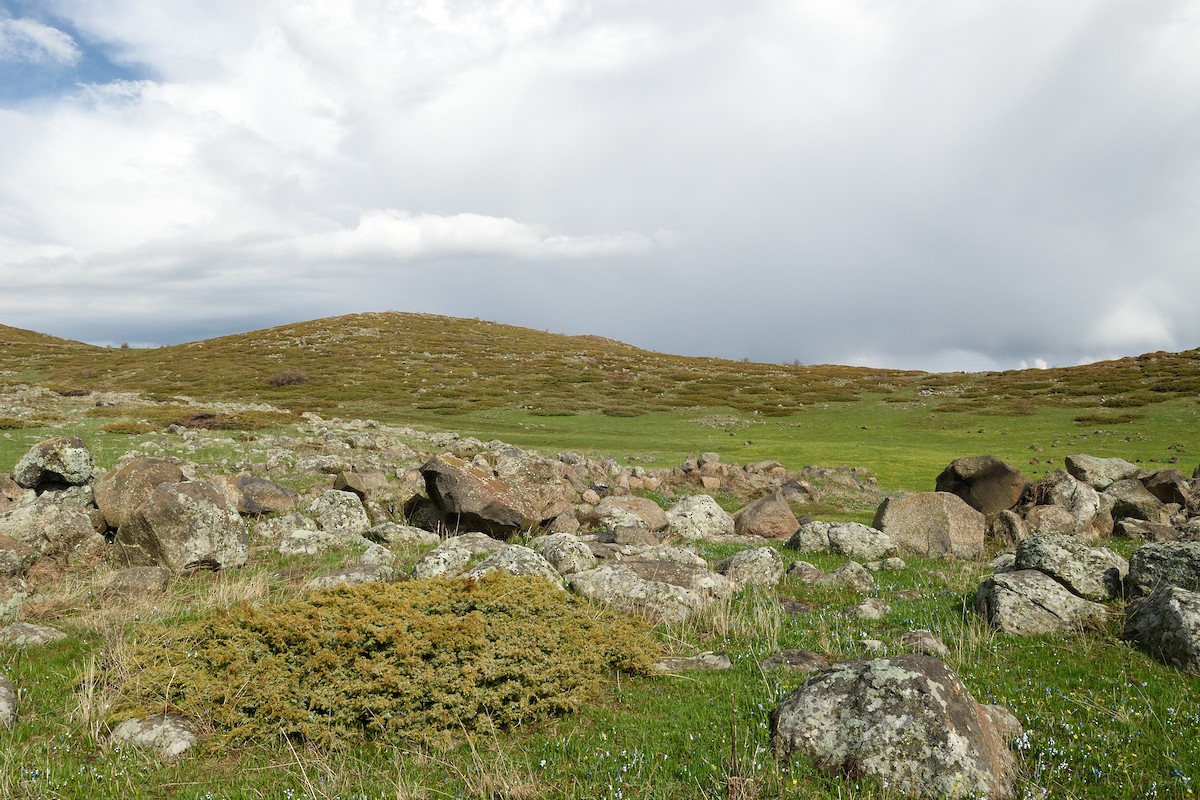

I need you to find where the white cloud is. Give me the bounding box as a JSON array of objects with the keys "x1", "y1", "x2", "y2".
[{"x1": 0, "y1": 17, "x2": 81, "y2": 65}]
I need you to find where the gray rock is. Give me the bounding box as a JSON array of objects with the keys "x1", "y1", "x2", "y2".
[
  {"x1": 770, "y1": 655, "x2": 1019, "y2": 799},
  {"x1": 787, "y1": 520, "x2": 831, "y2": 552},
  {"x1": 665, "y1": 495, "x2": 735, "y2": 540},
  {"x1": 1024, "y1": 504, "x2": 1084, "y2": 539},
  {"x1": 411, "y1": 546, "x2": 471, "y2": 579},
  {"x1": 420, "y1": 454, "x2": 577, "y2": 538},
  {"x1": 758, "y1": 648, "x2": 831, "y2": 673},
  {"x1": 115, "y1": 480, "x2": 248, "y2": 571},
  {"x1": 621, "y1": 545, "x2": 708, "y2": 568},
  {"x1": 654, "y1": 652, "x2": 733, "y2": 672},
  {"x1": 360, "y1": 543, "x2": 396, "y2": 568},
  {"x1": 0, "y1": 534, "x2": 37, "y2": 578},
  {"x1": 565, "y1": 563, "x2": 700, "y2": 623},
  {"x1": 212, "y1": 475, "x2": 299, "y2": 516},
  {"x1": 1065, "y1": 454, "x2": 1142, "y2": 490},
  {"x1": 900, "y1": 629, "x2": 951, "y2": 658},
  {"x1": 715, "y1": 546, "x2": 785, "y2": 589},
  {"x1": 308, "y1": 489, "x2": 372, "y2": 536},
  {"x1": 622, "y1": 559, "x2": 734, "y2": 600},
  {"x1": 278, "y1": 528, "x2": 344, "y2": 556},
  {"x1": 253, "y1": 512, "x2": 316, "y2": 541},
  {"x1": 827, "y1": 522, "x2": 895, "y2": 561},
  {"x1": 975, "y1": 570, "x2": 1108, "y2": 635},
  {"x1": 827, "y1": 561, "x2": 875, "y2": 593},
  {"x1": 733, "y1": 491, "x2": 799, "y2": 539},
  {"x1": 362, "y1": 523, "x2": 439, "y2": 548},
  {"x1": 94, "y1": 458, "x2": 186, "y2": 530},
  {"x1": 1028, "y1": 471, "x2": 1102, "y2": 530},
  {"x1": 0, "y1": 578, "x2": 32, "y2": 622},
  {"x1": 785, "y1": 560, "x2": 826, "y2": 583},
  {"x1": 1142, "y1": 470, "x2": 1192, "y2": 506},
  {"x1": 461, "y1": 545, "x2": 563, "y2": 586},
  {"x1": 12, "y1": 436, "x2": 94, "y2": 490},
  {"x1": 873, "y1": 492, "x2": 985, "y2": 559},
  {"x1": 865, "y1": 557, "x2": 907, "y2": 571},
  {"x1": 0, "y1": 622, "x2": 67, "y2": 646},
  {"x1": 1114, "y1": 519, "x2": 1180, "y2": 542},
  {"x1": 0, "y1": 673, "x2": 15, "y2": 726},
  {"x1": 102, "y1": 567, "x2": 171, "y2": 599},
  {"x1": 110, "y1": 714, "x2": 197, "y2": 758},
  {"x1": 305, "y1": 562, "x2": 395, "y2": 591},
  {"x1": 1124, "y1": 583, "x2": 1200, "y2": 673},
  {"x1": 1014, "y1": 533, "x2": 1128, "y2": 602},
  {"x1": 935, "y1": 455, "x2": 1027, "y2": 515},
  {"x1": 0, "y1": 494, "x2": 98, "y2": 558},
  {"x1": 1105, "y1": 479, "x2": 1168, "y2": 524},
  {"x1": 1127, "y1": 541, "x2": 1200, "y2": 596},
  {"x1": 987, "y1": 510, "x2": 1028, "y2": 548},
  {"x1": 591, "y1": 496, "x2": 668, "y2": 532},
  {"x1": 843, "y1": 597, "x2": 890, "y2": 620},
  {"x1": 530, "y1": 532, "x2": 596, "y2": 575}
]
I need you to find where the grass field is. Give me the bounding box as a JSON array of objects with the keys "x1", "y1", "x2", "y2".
[{"x1": 1, "y1": 313, "x2": 1199, "y2": 799}]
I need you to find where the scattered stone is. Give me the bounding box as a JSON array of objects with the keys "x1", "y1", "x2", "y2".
[
  {"x1": 827, "y1": 561, "x2": 875, "y2": 592},
  {"x1": 935, "y1": 455, "x2": 1027, "y2": 514},
  {"x1": 102, "y1": 566, "x2": 171, "y2": 598},
  {"x1": 900, "y1": 629, "x2": 951, "y2": 658},
  {"x1": 332, "y1": 470, "x2": 389, "y2": 500},
  {"x1": 1026, "y1": 471, "x2": 1102, "y2": 533},
  {"x1": 411, "y1": 546, "x2": 471, "y2": 579},
  {"x1": 778, "y1": 597, "x2": 816, "y2": 615},
  {"x1": 770, "y1": 655, "x2": 1019, "y2": 799},
  {"x1": 1065, "y1": 454, "x2": 1142, "y2": 490},
  {"x1": 733, "y1": 491, "x2": 799, "y2": 539},
  {"x1": 859, "y1": 638, "x2": 886, "y2": 652},
  {"x1": 0, "y1": 621, "x2": 68, "y2": 646},
  {"x1": 865, "y1": 556, "x2": 907, "y2": 571},
  {"x1": 827, "y1": 522, "x2": 895, "y2": 561},
  {"x1": 306, "y1": 562, "x2": 395, "y2": 591},
  {"x1": 787, "y1": 520, "x2": 831, "y2": 552},
  {"x1": 278, "y1": 528, "x2": 344, "y2": 556},
  {"x1": 1024, "y1": 504, "x2": 1084, "y2": 539},
  {"x1": 1127, "y1": 541, "x2": 1200, "y2": 596},
  {"x1": 308, "y1": 489, "x2": 372, "y2": 536},
  {"x1": 665, "y1": 495, "x2": 735, "y2": 540},
  {"x1": 591, "y1": 497, "x2": 668, "y2": 532},
  {"x1": 758, "y1": 648, "x2": 830, "y2": 673},
  {"x1": 565, "y1": 563, "x2": 700, "y2": 623},
  {"x1": 12, "y1": 436, "x2": 94, "y2": 490},
  {"x1": 212, "y1": 475, "x2": 299, "y2": 516},
  {"x1": 654, "y1": 652, "x2": 733, "y2": 672},
  {"x1": 975, "y1": 570, "x2": 1108, "y2": 635},
  {"x1": 1114, "y1": 519, "x2": 1180, "y2": 542},
  {"x1": 420, "y1": 455, "x2": 576, "y2": 538},
  {"x1": 530, "y1": 532, "x2": 596, "y2": 575},
  {"x1": 110, "y1": 714, "x2": 197, "y2": 758},
  {"x1": 362, "y1": 523, "x2": 439, "y2": 548},
  {"x1": 1124, "y1": 583, "x2": 1200, "y2": 673},
  {"x1": 115, "y1": 480, "x2": 248, "y2": 571},
  {"x1": 715, "y1": 546, "x2": 785, "y2": 589},
  {"x1": 785, "y1": 560, "x2": 825, "y2": 583},
  {"x1": 873, "y1": 492, "x2": 985, "y2": 559},
  {"x1": 1013, "y1": 533, "x2": 1127, "y2": 601},
  {"x1": 843, "y1": 597, "x2": 890, "y2": 620},
  {"x1": 0, "y1": 673, "x2": 15, "y2": 726}
]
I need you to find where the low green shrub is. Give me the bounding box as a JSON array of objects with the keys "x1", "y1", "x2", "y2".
[
  {"x1": 114, "y1": 574, "x2": 660, "y2": 748},
  {"x1": 99, "y1": 421, "x2": 157, "y2": 435}
]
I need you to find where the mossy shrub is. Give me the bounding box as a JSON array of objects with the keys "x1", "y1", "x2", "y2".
[
  {"x1": 115, "y1": 574, "x2": 660, "y2": 747},
  {"x1": 99, "y1": 421, "x2": 157, "y2": 435}
]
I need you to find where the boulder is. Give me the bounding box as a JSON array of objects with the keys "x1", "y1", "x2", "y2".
[
  {"x1": 1124, "y1": 584, "x2": 1200, "y2": 673},
  {"x1": 1026, "y1": 471, "x2": 1101, "y2": 530},
  {"x1": 843, "y1": 597, "x2": 890, "y2": 620},
  {"x1": 622, "y1": 559, "x2": 733, "y2": 600},
  {"x1": 420, "y1": 455, "x2": 576, "y2": 538},
  {"x1": 987, "y1": 510, "x2": 1028, "y2": 549},
  {"x1": 827, "y1": 522, "x2": 895, "y2": 561},
  {"x1": 1013, "y1": 533, "x2": 1127, "y2": 602},
  {"x1": 0, "y1": 534, "x2": 37, "y2": 578},
  {"x1": 1113, "y1": 519, "x2": 1180, "y2": 542},
  {"x1": 714, "y1": 546, "x2": 785, "y2": 589},
  {"x1": 1142, "y1": 470, "x2": 1192, "y2": 506},
  {"x1": 362, "y1": 523, "x2": 439, "y2": 548},
  {"x1": 975, "y1": 570, "x2": 1107, "y2": 635},
  {"x1": 935, "y1": 455, "x2": 1027, "y2": 515},
  {"x1": 565, "y1": 563, "x2": 703, "y2": 623},
  {"x1": 1104, "y1": 479, "x2": 1167, "y2": 524},
  {"x1": 788, "y1": 520, "x2": 831, "y2": 552},
  {"x1": 332, "y1": 471, "x2": 390, "y2": 500},
  {"x1": 305, "y1": 562, "x2": 396, "y2": 590},
  {"x1": 278, "y1": 528, "x2": 345, "y2": 556},
  {"x1": 410, "y1": 532, "x2": 506, "y2": 579},
  {"x1": 873, "y1": 493, "x2": 985, "y2": 559},
  {"x1": 1024, "y1": 505, "x2": 1086, "y2": 539},
  {"x1": 733, "y1": 491, "x2": 799, "y2": 539},
  {"x1": 770, "y1": 655, "x2": 1019, "y2": 799},
  {"x1": 1127, "y1": 542, "x2": 1200, "y2": 596},
  {"x1": 308, "y1": 490, "x2": 372, "y2": 536},
  {"x1": 461, "y1": 545, "x2": 563, "y2": 586},
  {"x1": 115, "y1": 480, "x2": 248, "y2": 570},
  {"x1": 0, "y1": 622, "x2": 68, "y2": 647},
  {"x1": 1065, "y1": 454, "x2": 1142, "y2": 490},
  {"x1": 591, "y1": 496, "x2": 668, "y2": 532},
  {"x1": 530, "y1": 532, "x2": 596, "y2": 575},
  {"x1": 654, "y1": 652, "x2": 732, "y2": 672},
  {"x1": 12, "y1": 436, "x2": 93, "y2": 490},
  {"x1": 212, "y1": 475, "x2": 299, "y2": 516},
  {"x1": 1, "y1": 492, "x2": 106, "y2": 558},
  {"x1": 900, "y1": 629, "x2": 951, "y2": 658},
  {"x1": 110, "y1": 714, "x2": 197, "y2": 758},
  {"x1": 665, "y1": 495, "x2": 735, "y2": 540},
  {"x1": 94, "y1": 458, "x2": 188, "y2": 531},
  {"x1": 0, "y1": 475, "x2": 32, "y2": 513},
  {"x1": 102, "y1": 566, "x2": 171, "y2": 599}
]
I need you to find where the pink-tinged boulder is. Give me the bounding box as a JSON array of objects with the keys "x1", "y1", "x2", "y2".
[
  {"x1": 873, "y1": 492, "x2": 985, "y2": 559},
  {"x1": 733, "y1": 491, "x2": 799, "y2": 539},
  {"x1": 421, "y1": 455, "x2": 577, "y2": 538},
  {"x1": 212, "y1": 475, "x2": 300, "y2": 516},
  {"x1": 935, "y1": 455, "x2": 1027, "y2": 515},
  {"x1": 94, "y1": 458, "x2": 187, "y2": 530},
  {"x1": 115, "y1": 481, "x2": 248, "y2": 570}
]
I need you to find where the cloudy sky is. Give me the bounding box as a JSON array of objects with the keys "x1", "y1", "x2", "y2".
[{"x1": 2, "y1": 1, "x2": 1198, "y2": 371}]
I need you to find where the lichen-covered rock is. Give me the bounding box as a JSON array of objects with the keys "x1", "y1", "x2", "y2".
[
  {"x1": 935, "y1": 455, "x2": 1027, "y2": 515},
  {"x1": 462, "y1": 545, "x2": 563, "y2": 587},
  {"x1": 1065, "y1": 454, "x2": 1142, "y2": 490},
  {"x1": 591, "y1": 496, "x2": 668, "y2": 532},
  {"x1": 420, "y1": 454, "x2": 577, "y2": 538},
  {"x1": 665, "y1": 494, "x2": 735, "y2": 540},
  {"x1": 1014, "y1": 533, "x2": 1128, "y2": 602},
  {"x1": 788, "y1": 520, "x2": 831, "y2": 552},
  {"x1": 305, "y1": 562, "x2": 396, "y2": 590},
  {"x1": 759, "y1": 649, "x2": 831, "y2": 673},
  {"x1": 622, "y1": 559, "x2": 733, "y2": 601},
  {"x1": 827, "y1": 522, "x2": 895, "y2": 561},
  {"x1": 94, "y1": 458, "x2": 186, "y2": 530},
  {"x1": 115, "y1": 480, "x2": 248, "y2": 570},
  {"x1": 0, "y1": 621, "x2": 68, "y2": 646},
  {"x1": 530, "y1": 532, "x2": 596, "y2": 575},
  {"x1": 110, "y1": 714, "x2": 197, "y2": 758},
  {"x1": 308, "y1": 489, "x2": 372, "y2": 536},
  {"x1": 0, "y1": 672, "x2": 15, "y2": 726},
  {"x1": 843, "y1": 597, "x2": 890, "y2": 620},
  {"x1": 1127, "y1": 541, "x2": 1200, "y2": 596},
  {"x1": 278, "y1": 528, "x2": 345, "y2": 556},
  {"x1": 565, "y1": 563, "x2": 700, "y2": 623},
  {"x1": 770, "y1": 655, "x2": 1019, "y2": 799},
  {"x1": 733, "y1": 491, "x2": 799, "y2": 539},
  {"x1": 12, "y1": 436, "x2": 93, "y2": 490},
  {"x1": 0, "y1": 493, "x2": 98, "y2": 558},
  {"x1": 102, "y1": 566, "x2": 171, "y2": 599},
  {"x1": 715, "y1": 546, "x2": 785, "y2": 589},
  {"x1": 975, "y1": 570, "x2": 1107, "y2": 635},
  {"x1": 212, "y1": 475, "x2": 299, "y2": 516},
  {"x1": 1105, "y1": 479, "x2": 1168, "y2": 524},
  {"x1": 409, "y1": 532, "x2": 505, "y2": 579},
  {"x1": 362, "y1": 523, "x2": 439, "y2": 548},
  {"x1": 654, "y1": 652, "x2": 732, "y2": 672},
  {"x1": 0, "y1": 534, "x2": 37, "y2": 578},
  {"x1": 1124, "y1": 584, "x2": 1200, "y2": 673},
  {"x1": 873, "y1": 492, "x2": 984, "y2": 559}
]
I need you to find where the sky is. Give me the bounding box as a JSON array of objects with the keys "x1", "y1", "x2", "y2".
[{"x1": 1, "y1": 1, "x2": 1198, "y2": 372}]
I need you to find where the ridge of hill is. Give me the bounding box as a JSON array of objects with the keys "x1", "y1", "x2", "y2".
[{"x1": 2, "y1": 312, "x2": 1198, "y2": 422}]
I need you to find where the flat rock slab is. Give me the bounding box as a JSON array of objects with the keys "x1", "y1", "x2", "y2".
[
  {"x1": 759, "y1": 649, "x2": 831, "y2": 673},
  {"x1": 110, "y1": 714, "x2": 197, "y2": 758},
  {"x1": 0, "y1": 622, "x2": 68, "y2": 647},
  {"x1": 975, "y1": 570, "x2": 1107, "y2": 635},
  {"x1": 0, "y1": 673, "x2": 16, "y2": 726},
  {"x1": 654, "y1": 652, "x2": 733, "y2": 672}
]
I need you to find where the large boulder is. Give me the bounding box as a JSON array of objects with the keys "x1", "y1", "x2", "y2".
[
  {"x1": 115, "y1": 481, "x2": 248, "y2": 570},
  {"x1": 714, "y1": 546, "x2": 785, "y2": 589},
  {"x1": 975, "y1": 570, "x2": 1107, "y2": 635},
  {"x1": 95, "y1": 458, "x2": 187, "y2": 530},
  {"x1": 1126, "y1": 542, "x2": 1200, "y2": 596},
  {"x1": 565, "y1": 563, "x2": 705, "y2": 623},
  {"x1": 733, "y1": 491, "x2": 799, "y2": 539},
  {"x1": 665, "y1": 495, "x2": 735, "y2": 540},
  {"x1": 1142, "y1": 470, "x2": 1191, "y2": 507},
  {"x1": 827, "y1": 522, "x2": 895, "y2": 561},
  {"x1": 410, "y1": 532, "x2": 507, "y2": 579},
  {"x1": 987, "y1": 510, "x2": 1028, "y2": 549},
  {"x1": 212, "y1": 475, "x2": 299, "y2": 516},
  {"x1": 1124, "y1": 584, "x2": 1200, "y2": 673},
  {"x1": 12, "y1": 437, "x2": 93, "y2": 490},
  {"x1": 420, "y1": 455, "x2": 576, "y2": 538},
  {"x1": 461, "y1": 545, "x2": 563, "y2": 586},
  {"x1": 1025, "y1": 471, "x2": 1101, "y2": 532},
  {"x1": 1104, "y1": 479, "x2": 1168, "y2": 524},
  {"x1": 770, "y1": 655, "x2": 1019, "y2": 800},
  {"x1": 530, "y1": 532, "x2": 596, "y2": 575},
  {"x1": 0, "y1": 492, "x2": 98, "y2": 558},
  {"x1": 1065, "y1": 454, "x2": 1142, "y2": 490},
  {"x1": 591, "y1": 496, "x2": 669, "y2": 532},
  {"x1": 935, "y1": 455, "x2": 1027, "y2": 515},
  {"x1": 873, "y1": 493, "x2": 985, "y2": 559},
  {"x1": 1013, "y1": 533, "x2": 1127, "y2": 602},
  {"x1": 308, "y1": 490, "x2": 372, "y2": 536},
  {"x1": 1024, "y1": 504, "x2": 1086, "y2": 539}
]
